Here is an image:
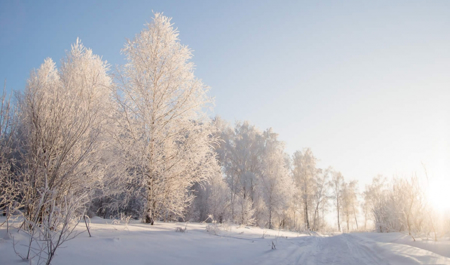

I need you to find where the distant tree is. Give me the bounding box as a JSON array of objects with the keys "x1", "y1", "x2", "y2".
[
  {"x1": 259, "y1": 128, "x2": 292, "y2": 229},
  {"x1": 292, "y1": 148, "x2": 318, "y2": 230},
  {"x1": 311, "y1": 167, "x2": 331, "y2": 231},
  {"x1": 330, "y1": 171, "x2": 344, "y2": 232},
  {"x1": 205, "y1": 173, "x2": 231, "y2": 223},
  {"x1": 0, "y1": 85, "x2": 20, "y2": 230},
  {"x1": 215, "y1": 120, "x2": 264, "y2": 224},
  {"x1": 341, "y1": 180, "x2": 359, "y2": 231},
  {"x1": 188, "y1": 168, "x2": 230, "y2": 223},
  {"x1": 213, "y1": 120, "x2": 300, "y2": 228},
  {"x1": 363, "y1": 175, "x2": 387, "y2": 231}
]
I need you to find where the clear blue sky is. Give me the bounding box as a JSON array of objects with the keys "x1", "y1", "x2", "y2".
[{"x1": 1, "y1": 0, "x2": 450, "y2": 187}]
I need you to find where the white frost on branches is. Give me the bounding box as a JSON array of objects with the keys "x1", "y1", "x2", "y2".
[{"x1": 113, "y1": 13, "x2": 219, "y2": 224}]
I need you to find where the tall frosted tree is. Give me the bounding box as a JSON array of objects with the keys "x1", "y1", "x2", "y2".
[
  {"x1": 259, "y1": 128, "x2": 292, "y2": 229},
  {"x1": 292, "y1": 148, "x2": 318, "y2": 230},
  {"x1": 330, "y1": 171, "x2": 344, "y2": 232},
  {"x1": 115, "y1": 13, "x2": 218, "y2": 224},
  {"x1": 311, "y1": 167, "x2": 330, "y2": 231},
  {"x1": 341, "y1": 180, "x2": 359, "y2": 231},
  {"x1": 213, "y1": 120, "x2": 263, "y2": 224}
]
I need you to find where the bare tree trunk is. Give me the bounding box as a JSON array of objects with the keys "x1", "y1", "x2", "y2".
[
  {"x1": 347, "y1": 213, "x2": 350, "y2": 232},
  {"x1": 305, "y1": 201, "x2": 310, "y2": 230},
  {"x1": 145, "y1": 197, "x2": 155, "y2": 225},
  {"x1": 336, "y1": 198, "x2": 341, "y2": 232},
  {"x1": 353, "y1": 205, "x2": 359, "y2": 230},
  {"x1": 269, "y1": 207, "x2": 272, "y2": 229},
  {"x1": 84, "y1": 215, "x2": 92, "y2": 237}
]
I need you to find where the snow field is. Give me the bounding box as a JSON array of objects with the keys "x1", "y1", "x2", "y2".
[{"x1": 1, "y1": 217, "x2": 450, "y2": 265}]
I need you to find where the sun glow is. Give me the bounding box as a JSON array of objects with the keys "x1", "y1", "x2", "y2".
[{"x1": 427, "y1": 179, "x2": 450, "y2": 212}]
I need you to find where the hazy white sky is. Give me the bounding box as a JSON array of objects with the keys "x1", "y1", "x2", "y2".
[{"x1": 1, "y1": 1, "x2": 449, "y2": 187}]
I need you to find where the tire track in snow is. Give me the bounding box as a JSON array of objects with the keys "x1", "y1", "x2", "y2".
[
  {"x1": 342, "y1": 234, "x2": 390, "y2": 265},
  {"x1": 248, "y1": 232, "x2": 450, "y2": 265},
  {"x1": 294, "y1": 234, "x2": 389, "y2": 265},
  {"x1": 249, "y1": 234, "x2": 390, "y2": 265}
]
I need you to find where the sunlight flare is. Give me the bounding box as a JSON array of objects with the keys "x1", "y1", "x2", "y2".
[{"x1": 427, "y1": 179, "x2": 450, "y2": 212}]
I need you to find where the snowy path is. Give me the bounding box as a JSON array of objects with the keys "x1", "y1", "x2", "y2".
[
  {"x1": 296, "y1": 234, "x2": 389, "y2": 264},
  {"x1": 246, "y1": 233, "x2": 450, "y2": 265},
  {"x1": 2, "y1": 218, "x2": 450, "y2": 265}
]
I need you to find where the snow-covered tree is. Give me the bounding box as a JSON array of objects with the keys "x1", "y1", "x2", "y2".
[
  {"x1": 213, "y1": 120, "x2": 300, "y2": 228},
  {"x1": 363, "y1": 175, "x2": 385, "y2": 231},
  {"x1": 205, "y1": 173, "x2": 231, "y2": 223},
  {"x1": 259, "y1": 128, "x2": 293, "y2": 229},
  {"x1": 311, "y1": 167, "x2": 331, "y2": 231},
  {"x1": 188, "y1": 171, "x2": 231, "y2": 223},
  {"x1": 330, "y1": 170, "x2": 344, "y2": 232},
  {"x1": 214, "y1": 120, "x2": 264, "y2": 224},
  {"x1": 114, "y1": 13, "x2": 218, "y2": 224},
  {"x1": 341, "y1": 180, "x2": 359, "y2": 231},
  {"x1": 0, "y1": 86, "x2": 21, "y2": 227},
  {"x1": 292, "y1": 148, "x2": 319, "y2": 230}
]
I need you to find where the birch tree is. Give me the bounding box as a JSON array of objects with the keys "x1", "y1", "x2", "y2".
[
  {"x1": 292, "y1": 148, "x2": 318, "y2": 230},
  {"x1": 214, "y1": 120, "x2": 263, "y2": 224},
  {"x1": 259, "y1": 128, "x2": 292, "y2": 229},
  {"x1": 330, "y1": 171, "x2": 344, "y2": 232},
  {"x1": 311, "y1": 167, "x2": 330, "y2": 231},
  {"x1": 115, "y1": 13, "x2": 218, "y2": 224},
  {"x1": 341, "y1": 180, "x2": 359, "y2": 231}
]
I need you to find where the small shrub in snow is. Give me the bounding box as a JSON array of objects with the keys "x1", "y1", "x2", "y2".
[
  {"x1": 175, "y1": 227, "x2": 186, "y2": 233},
  {"x1": 119, "y1": 213, "x2": 132, "y2": 226},
  {"x1": 206, "y1": 223, "x2": 220, "y2": 235}
]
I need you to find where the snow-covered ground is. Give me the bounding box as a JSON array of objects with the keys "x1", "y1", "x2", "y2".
[{"x1": 1, "y1": 217, "x2": 449, "y2": 265}]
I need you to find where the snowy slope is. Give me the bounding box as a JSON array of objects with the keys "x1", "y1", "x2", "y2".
[{"x1": 1, "y1": 217, "x2": 449, "y2": 265}]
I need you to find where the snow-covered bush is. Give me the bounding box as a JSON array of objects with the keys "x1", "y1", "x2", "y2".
[
  {"x1": 206, "y1": 223, "x2": 221, "y2": 235},
  {"x1": 0, "y1": 86, "x2": 22, "y2": 232},
  {"x1": 362, "y1": 175, "x2": 449, "y2": 241},
  {"x1": 13, "y1": 190, "x2": 88, "y2": 265},
  {"x1": 12, "y1": 39, "x2": 112, "y2": 264}
]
